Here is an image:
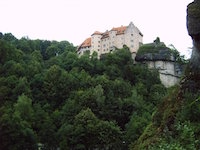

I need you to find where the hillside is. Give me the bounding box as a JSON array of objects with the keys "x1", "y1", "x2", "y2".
[
  {"x1": 0, "y1": 33, "x2": 167, "y2": 149},
  {"x1": 132, "y1": 0, "x2": 200, "y2": 149}
]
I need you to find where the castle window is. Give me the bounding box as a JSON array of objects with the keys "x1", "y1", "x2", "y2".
[{"x1": 131, "y1": 34, "x2": 133, "y2": 36}]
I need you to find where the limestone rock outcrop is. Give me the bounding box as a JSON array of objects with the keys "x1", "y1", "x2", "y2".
[{"x1": 135, "y1": 39, "x2": 184, "y2": 87}]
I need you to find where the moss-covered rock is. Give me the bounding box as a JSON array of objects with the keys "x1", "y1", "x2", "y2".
[{"x1": 135, "y1": 39, "x2": 173, "y2": 61}]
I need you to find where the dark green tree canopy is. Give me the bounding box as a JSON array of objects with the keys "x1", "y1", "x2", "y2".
[{"x1": 0, "y1": 32, "x2": 169, "y2": 150}]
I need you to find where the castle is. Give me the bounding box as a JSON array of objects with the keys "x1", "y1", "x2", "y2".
[
  {"x1": 77, "y1": 23, "x2": 184, "y2": 87},
  {"x1": 77, "y1": 22, "x2": 143, "y2": 59}
]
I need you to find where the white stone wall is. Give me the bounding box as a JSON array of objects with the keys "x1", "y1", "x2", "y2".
[
  {"x1": 125, "y1": 22, "x2": 143, "y2": 57},
  {"x1": 91, "y1": 34, "x2": 101, "y2": 55},
  {"x1": 101, "y1": 37, "x2": 110, "y2": 54},
  {"x1": 77, "y1": 46, "x2": 91, "y2": 55},
  {"x1": 109, "y1": 30, "x2": 117, "y2": 49},
  {"x1": 115, "y1": 34, "x2": 125, "y2": 49}
]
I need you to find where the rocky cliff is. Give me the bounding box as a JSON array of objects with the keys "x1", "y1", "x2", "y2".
[
  {"x1": 187, "y1": 0, "x2": 200, "y2": 72},
  {"x1": 132, "y1": 1, "x2": 200, "y2": 149},
  {"x1": 135, "y1": 38, "x2": 184, "y2": 87}
]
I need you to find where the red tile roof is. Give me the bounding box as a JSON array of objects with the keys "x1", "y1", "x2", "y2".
[
  {"x1": 80, "y1": 37, "x2": 91, "y2": 48},
  {"x1": 111, "y1": 26, "x2": 127, "y2": 35},
  {"x1": 79, "y1": 25, "x2": 128, "y2": 48}
]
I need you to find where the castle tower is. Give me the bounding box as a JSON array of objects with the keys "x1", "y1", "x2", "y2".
[
  {"x1": 125, "y1": 22, "x2": 143, "y2": 60},
  {"x1": 91, "y1": 31, "x2": 102, "y2": 56}
]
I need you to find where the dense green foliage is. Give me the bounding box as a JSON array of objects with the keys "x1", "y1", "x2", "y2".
[
  {"x1": 132, "y1": 84, "x2": 200, "y2": 150},
  {"x1": 0, "y1": 33, "x2": 166, "y2": 149}
]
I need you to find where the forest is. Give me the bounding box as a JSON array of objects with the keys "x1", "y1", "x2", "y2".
[
  {"x1": 1, "y1": 32, "x2": 199, "y2": 150},
  {"x1": 0, "y1": 32, "x2": 169, "y2": 149}
]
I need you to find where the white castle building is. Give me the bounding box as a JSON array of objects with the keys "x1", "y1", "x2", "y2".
[{"x1": 77, "y1": 22, "x2": 143, "y2": 59}]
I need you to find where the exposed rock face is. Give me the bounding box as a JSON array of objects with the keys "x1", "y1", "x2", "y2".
[
  {"x1": 135, "y1": 39, "x2": 184, "y2": 87},
  {"x1": 181, "y1": 0, "x2": 200, "y2": 93},
  {"x1": 187, "y1": 0, "x2": 200, "y2": 36},
  {"x1": 132, "y1": 2, "x2": 200, "y2": 149},
  {"x1": 187, "y1": 0, "x2": 200, "y2": 71}
]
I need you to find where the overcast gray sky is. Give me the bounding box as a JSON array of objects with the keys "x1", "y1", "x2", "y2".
[{"x1": 0, "y1": 0, "x2": 193, "y2": 57}]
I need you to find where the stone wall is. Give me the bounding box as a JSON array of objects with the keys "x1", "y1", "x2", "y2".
[
  {"x1": 125, "y1": 23, "x2": 143, "y2": 54},
  {"x1": 91, "y1": 34, "x2": 101, "y2": 55}
]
